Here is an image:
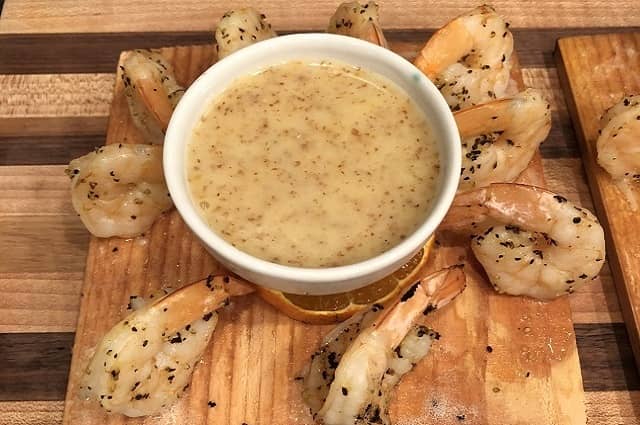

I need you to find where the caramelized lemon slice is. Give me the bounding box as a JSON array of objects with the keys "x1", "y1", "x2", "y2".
[{"x1": 256, "y1": 238, "x2": 434, "y2": 324}]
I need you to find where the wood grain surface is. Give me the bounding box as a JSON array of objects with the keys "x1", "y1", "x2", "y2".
[
  {"x1": 57, "y1": 42, "x2": 588, "y2": 424},
  {"x1": 555, "y1": 33, "x2": 640, "y2": 372},
  {"x1": 1, "y1": 0, "x2": 638, "y2": 33},
  {"x1": 1, "y1": 1, "x2": 640, "y2": 424}
]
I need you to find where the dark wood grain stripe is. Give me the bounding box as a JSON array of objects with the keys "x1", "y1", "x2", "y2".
[
  {"x1": 0, "y1": 324, "x2": 637, "y2": 401},
  {"x1": 0, "y1": 333, "x2": 73, "y2": 401},
  {"x1": 2, "y1": 28, "x2": 639, "y2": 74},
  {"x1": 576, "y1": 323, "x2": 640, "y2": 392},
  {"x1": 0, "y1": 135, "x2": 105, "y2": 165},
  {"x1": 0, "y1": 99, "x2": 582, "y2": 166},
  {"x1": 0, "y1": 122, "x2": 581, "y2": 166}
]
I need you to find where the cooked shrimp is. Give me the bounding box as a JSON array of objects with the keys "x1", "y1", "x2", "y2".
[
  {"x1": 302, "y1": 266, "x2": 466, "y2": 425},
  {"x1": 414, "y1": 5, "x2": 514, "y2": 111},
  {"x1": 81, "y1": 275, "x2": 253, "y2": 417},
  {"x1": 439, "y1": 183, "x2": 606, "y2": 299},
  {"x1": 597, "y1": 94, "x2": 640, "y2": 209},
  {"x1": 121, "y1": 50, "x2": 185, "y2": 144},
  {"x1": 455, "y1": 88, "x2": 551, "y2": 192},
  {"x1": 328, "y1": 2, "x2": 387, "y2": 47},
  {"x1": 65, "y1": 144, "x2": 173, "y2": 238},
  {"x1": 215, "y1": 8, "x2": 277, "y2": 59}
]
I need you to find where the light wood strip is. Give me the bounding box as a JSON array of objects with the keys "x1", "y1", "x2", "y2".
[
  {"x1": 1, "y1": 1, "x2": 639, "y2": 34},
  {"x1": 585, "y1": 391, "x2": 640, "y2": 424},
  {"x1": 1, "y1": 392, "x2": 640, "y2": 425},
  {"x1": 0, "y1": 401, "x2": 64, "y2": 425},
  {"x1": 0, "y1": 273, "x2": 82, "y2": 333},
  {"x1": 0, "y1": 74, "x2": 113, "y2": 138},
  {"x1": 0, "y1": 74, "x2": 113, "y2": 117},
  {"x1": 556, "y1": 33, "x2": 640, "y2": 371}
]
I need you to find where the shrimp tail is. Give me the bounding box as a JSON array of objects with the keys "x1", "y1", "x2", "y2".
[
  {"x1": 414, "y1": 18, "x2": 473, "y2": 78},
  {"x1": 328, "y1": 2, "x2": 388, "y2": 48},
  {"x1": 214, "y1": 8, "x2": 277, "y2": 59}
]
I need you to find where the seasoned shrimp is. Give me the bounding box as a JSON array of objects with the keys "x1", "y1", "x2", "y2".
[
  {"x1": 215, "y1": 8, "x2": 277, "y2": 59},
  {"x1": 414, "y1": 5, "x2": 514, "y2": 111},
  {"x1": 302, "y1": 266, "x2": 466, "y2": 425},
  {"x1": 328, "y1": 2, "x2": 387, "y2": 47},
  {"x1": 597, "y1": 94, "x2": 640, "y2": 209},
  {"x1": 455, "y1": 89, "x2": 551, "y2": 192},
  {"x1": 65, "y1": 144, "x2": 173, "y2": 238},
  {"x1": 440, "y1": 183, "x2": 606, "y2": 299},
  {"x1": 81, "y1": 275, "x2": 253, "y2": 417},
  {"x1": 121, "y1": 50, "x2": 185, "y2": 144}
]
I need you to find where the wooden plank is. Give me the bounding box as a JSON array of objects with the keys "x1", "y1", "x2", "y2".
[
  {"x1": 0, "y1": 166, "x2": 84, "y2": 332},
  {"x1": 0, "y1": 401, "x2": 64, "y2": 425},
  {"x1": 3, "y1": 28, "x2": 640, "y2": 74},
  {"x1": 555, "y1": 33, "x2": 640, "y2": 371},
  {"x1": 0, "y1": 333, "x2": 73, "y2": 401},
  {"x1": 3, "y1": 392, "x2": 640, "y2": 425},
  {"x1": 575, "y1": 324, "x2": 640, "y2": 392},
  {"x1": 1, "y1": 324, "x2": 636, "y2": 405},
  {"x1": 0, "y1": 165, "x2": 88, "y2": 275},
  {"x1": 0, "y1": 273, "x2": 82, "y2": 333},
  {"x1": 0, "y1": 66, "x2": 582, "y2": 161},
  {"x1": 0, "y1": 135, "x2": 106, "y2": 165},
  {"x1": 61, "y1": 45, "x2": 586, "y2": 425},
  {"x1": 585, "y1": 391, "x2": 640, "y2": 424},
  {"x1": 2, "y1": 1, "x2": 640, "y2": 34}
]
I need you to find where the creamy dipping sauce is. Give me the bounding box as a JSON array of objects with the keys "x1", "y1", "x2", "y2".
[{"x1": 187, "y1": 60, "x2": 439, "y2": 267}]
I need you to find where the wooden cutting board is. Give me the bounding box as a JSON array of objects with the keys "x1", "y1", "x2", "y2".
[
  {"x1": 555, "y1": 33, "x2": 640, "y2": 372},
  {"x1": 63, "y1": 44, "x2": 586, "y2": 425}
]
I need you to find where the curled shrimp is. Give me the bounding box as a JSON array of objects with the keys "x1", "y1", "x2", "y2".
[
  {"x1": 121, "y1": 50, "x2": 185, "y2": 144},
  {"x1": 439, "y1": 183, "x2": 606, "y2": 300},
  {"x1": 328, "y1": 2, "x2": 388, "y2": 47},
  {"x1": 215, "y1": 8, "x2": 277, "y2": 59},
  {"x1": 65, "y1": 143, "x2": 173, "y2": 238},
  {"x1": 597, "y1": 94, "x2": 640, "y2": 209},
  {"x1": 414, "y1": 5, "x2": 514, "y2": 111},
  {"x1": 302, "y1": 266, "x2": 466, "y2": 425},
  {"x1": 454, "y1": 88, "x2": 551, "y2": 192},
  {"x1": 81, "y1": 275, "x2": 253, "y2": 417}
]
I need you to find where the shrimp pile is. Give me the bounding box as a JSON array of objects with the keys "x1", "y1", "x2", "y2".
[
  {"x1": 302, "y1": 266, "x2": 466, "y2": 425},
  {"x1": 455, "y1": 88, "x2": 551, "y2": 192},
  {"x1": 414, "y1": 5, "x2": 514, "y2": 111},
  {"x1": 440, "y1": 183, "x2": 605, "y2": 300},
  {"x1": 328, "y1": 2, "x2": 387, "y2": 47},
  {"x1": 121, "y1": 50, "x2": 185, "y2": 144},
  {"x1": 65, "y1": 144, "x2": 173, "y2": 238},
  {"x1": 81, "y1": 275, "x2": 252, "y2": 416},
  {"x1": 597, "y1": 94, "x2": 640, "y2": 209},
  {"x1": 215, "y1": 8, "x2": 277, "y2": 59}
]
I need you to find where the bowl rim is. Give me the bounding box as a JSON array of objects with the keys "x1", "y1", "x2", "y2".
[{"x1": 164, "y1": 33, "x2": 461, "y2": 293}]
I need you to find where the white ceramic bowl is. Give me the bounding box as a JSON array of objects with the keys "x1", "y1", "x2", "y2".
[{"x1": 164, "y1": 33, "x2": 460, "y2": 295}]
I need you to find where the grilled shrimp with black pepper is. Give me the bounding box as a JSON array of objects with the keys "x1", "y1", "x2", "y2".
[
  {"x1": 597, "y1": 94, "x2": 640, "y2": 209},
  {"x1": 454, "y1": 88, "x2": 551, "y2": 192},
  {"x1": 440, "y1": 183, "x2": 606, "y2": 299},
  {"x1": 121, "y1": 50, "x2": 184, "y2": 144},
  {"x1": 328, "y1": 2, "x2": 387, "y2": 47},
  {"x1": 81, "y1": 275, "x2": 253, "y2": 417},
  {"x1": 215, "y1": 8, "x2": 277, "y2": 59},
  {"x1": 65, "y1": 143, "x2": 173, "y2": 238},
  {"x1": 302, "y1": 266, "x2": 466, "y2": 425},
  {"x1": 414, "y1": 5, "x2": 514, "y2": 111}
]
